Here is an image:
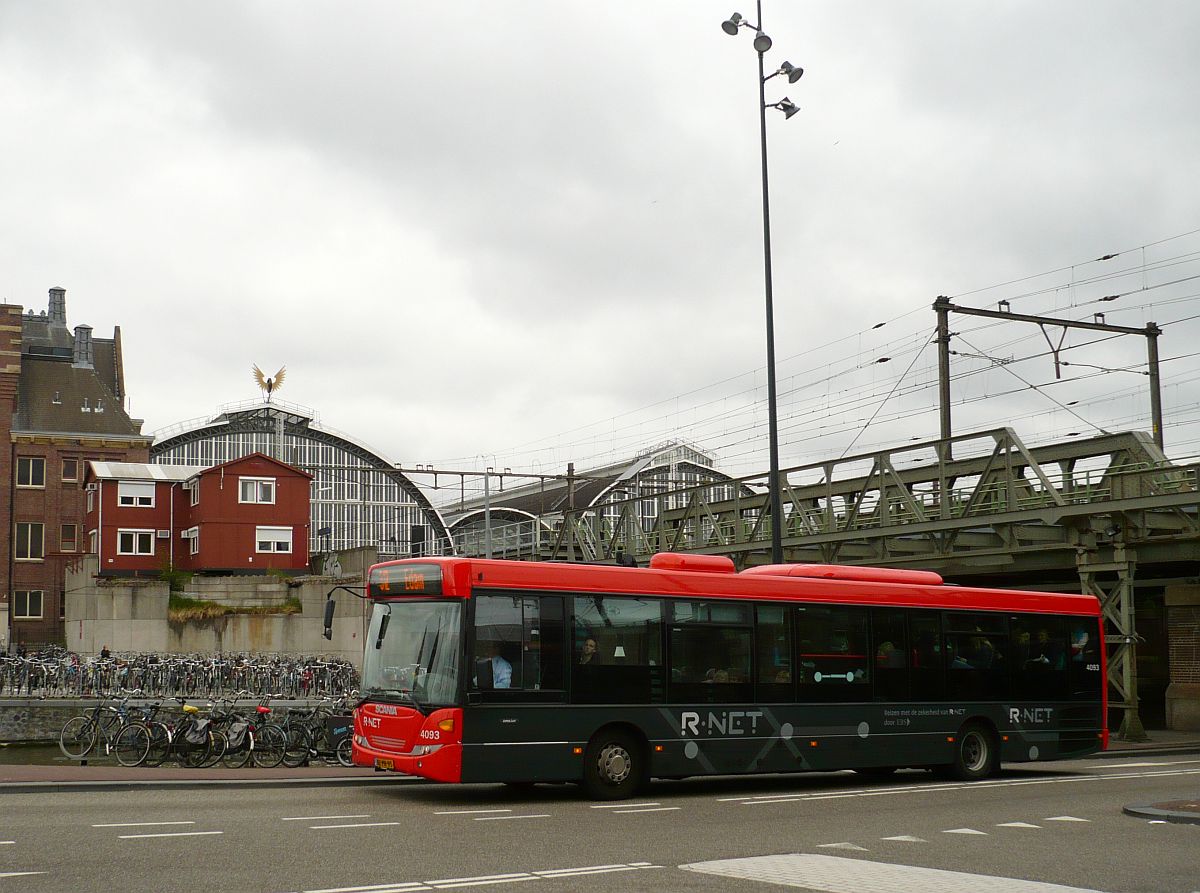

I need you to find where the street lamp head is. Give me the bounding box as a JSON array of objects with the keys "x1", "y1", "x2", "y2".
[
  {"x1": 721, "y1": 12, "x2": 743, "y2": 35},
  {"x1": 775, "y1": 97, "x2": 800, "y2": 119},
  {"x1": 780, "y1": 61, "x2": 805, "y2": 83},
  {"x1": 753, "y1": 30, "x2": 773, "y2": 52}
]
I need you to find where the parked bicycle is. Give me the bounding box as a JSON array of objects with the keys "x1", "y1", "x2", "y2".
[{"x1": 58, "y1": 691, "x2": 157, "y2": 767}]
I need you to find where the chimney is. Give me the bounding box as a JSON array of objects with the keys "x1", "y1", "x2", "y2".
[
  {"x1": 73, "y1": 324, "x2": 93, "y2": 368},
  {"x1": 48, "y1": 287, "x2": 67, "y2": 326}
]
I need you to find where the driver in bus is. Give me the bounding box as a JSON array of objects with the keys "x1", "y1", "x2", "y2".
[{"x1": 487, "y1": 642, "x2": 512, "y2": 689}]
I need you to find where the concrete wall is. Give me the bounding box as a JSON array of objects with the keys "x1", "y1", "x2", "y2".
[
  {"x1": 64, "y1": 549, "x2": 373, "y2": 666},
  {"x1": 1166, "y1": 583, "x2": 1200, "y2": 732}
]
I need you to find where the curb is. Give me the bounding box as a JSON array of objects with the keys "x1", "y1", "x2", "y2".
[
  {"x1": 1096, "y1": 744, "x2": 1200, "y2": 759},
  {"x1": 1122, "y1": 802, "x2": 1200, "y2": 825},
  {"x1": 0, "y1": 775, "x2": 420, "y2": 794}
]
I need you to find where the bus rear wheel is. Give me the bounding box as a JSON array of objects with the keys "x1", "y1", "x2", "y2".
[
  {"x1": 582, "y1": 729, "x2": 644, "y2": 800},
  {"x1": 947, "y1": 722, "x2": 998, "y2": 781}
]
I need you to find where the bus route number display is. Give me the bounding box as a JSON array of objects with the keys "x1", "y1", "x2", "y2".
[{"x1": 369, "y1": 563, "x2": 443, "y2": 598}]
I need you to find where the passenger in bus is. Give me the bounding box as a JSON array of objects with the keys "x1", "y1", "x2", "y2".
[
  {"x1": 1028, "y1": 628, "x2": 1064, "y2": 669},
  {"x1": 875, "y1": 641, "x2": 903, "y2": 668},
  {"x1": 579, "y1": 637, "x2": 600, "y2": 665}
]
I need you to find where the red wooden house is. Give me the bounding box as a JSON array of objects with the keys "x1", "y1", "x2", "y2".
[{"x1": 83, "y1": 453, "x2": 312, "y2": 574}]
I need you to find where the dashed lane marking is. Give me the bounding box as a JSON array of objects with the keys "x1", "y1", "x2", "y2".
[
  {"x1": 590, "y1": 802, "x2": 660, "y2": 810},
  {"x1": 817, "y1": 843, "x2": 868, "y2": 851},
  {"x1": 610, "y1": 807, "x2": 681, "y2": 814},
  {"x1": 473, "y1": 814, "x2": 551, "y2": 822},
  {"x1": 997, "y1": 822, "x2": 1041, "y2": 828},
  {"x1": 93, "y1": 821, "x2": 195, "y2": 828},
  {"x1": 435, "y1": 809, "x2": 511, "y2": 816},
  {"x1": 282, "y1": 815, "x2": 371, "y2": 821},
  {"x1": 278, "y1": 862, "x2": 661, "y2": 893},
  {"x1": 0, "y1": 841, "x2": 14, "y2": 845},
  {"x1": 1045, "y1": 816, "x2": 1091, "y2": 822},
  {"x1": 881, "y1": 835, "x2": 927, "y2": 842},
  {"x1": 118, "y1": 831, "x2": 224, "y2": 840},
  {"x1": 681, "y1": 854, "x2": 1110, "y2": 892},
  {"x1": 310, "y1": 822, "x2": 402, "y2": 830},
  {"x1": 943, "y1": 828, "x2": 988, "y2": 835},
  {"x1": 0, "y1": 873, "x2": 46, "y2": 878}
]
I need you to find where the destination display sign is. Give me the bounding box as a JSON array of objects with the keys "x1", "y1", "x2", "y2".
[{"x1": 368, "y1": 563, "x2": 443, "y2": 598}]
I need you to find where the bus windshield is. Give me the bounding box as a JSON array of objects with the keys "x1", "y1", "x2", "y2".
[{"x1": 361, "y1": 600, "x2": 462, "y2": 709}]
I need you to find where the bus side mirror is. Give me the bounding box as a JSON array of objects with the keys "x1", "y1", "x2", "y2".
[
  {"x1": 475, "y1": 658, "x2": 494, "y2": 690},
  {"x1": 322, "y1": 598, "x2": 335, "y2": 640}
]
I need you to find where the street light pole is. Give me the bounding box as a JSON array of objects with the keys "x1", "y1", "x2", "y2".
[{"x1": 724, "y1": 2, "x2": 803, "y2": 566}]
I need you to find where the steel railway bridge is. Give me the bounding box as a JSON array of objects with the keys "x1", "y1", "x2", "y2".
[{"x1": 485, "y1": 428, "x2": 1198, "y2": 740}]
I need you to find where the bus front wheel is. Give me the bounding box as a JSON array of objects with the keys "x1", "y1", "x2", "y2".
[
  {"x1": 946, "y1": 722, "x2": 998, "y2": 781},
  {"x1": 582, "y1": 729, "x2": 644, "y2": 800}
]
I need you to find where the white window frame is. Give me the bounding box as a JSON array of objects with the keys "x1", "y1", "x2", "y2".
[
  {"x1": 62, "y1": 458, "x2": 79, "y2": 483},
  {"x1": 117, "y1": 528, "x2": 155, "y2": 556},
  {"x1": 240, "y1": 477, "x2": 276, "y2": 505},
  {"x1": 255, "y1": 526, "x2": 293, "y2": 554},
  {"x1": 183, "y1": 526, "x2": 200, "y2": 555},
  {"x1": 14, "y1": 590, "x2": 44, "y2": 620},
  {"x1": 117, "y1": 480, "x2": 156, "y2": 508},
  {"x1": 15, "y1": 522, "x2": 45, "y2": 561},
  {"x1": 16, "y1": 457, "x2": 46, "y2": 489},
  {"x1": 188, "y1": 478, "x2": 200, "y2": 506},
  {"x1": 61, "y1": 523, "x2": 78, "y2": 552}
]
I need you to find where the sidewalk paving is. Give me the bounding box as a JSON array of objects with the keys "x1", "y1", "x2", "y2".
[{"x1": 2, "y1": 730, "x2": 1197, "y2": 793}]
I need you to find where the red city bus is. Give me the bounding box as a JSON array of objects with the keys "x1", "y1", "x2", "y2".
[{"x1": 343, "y1": 553, "x2": 1106, "y2": 799}]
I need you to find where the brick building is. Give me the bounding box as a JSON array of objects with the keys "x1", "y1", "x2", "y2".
[
  {"x1": 83, "y1": 453, "x2": 311, "y2": 575},
  {"x1": 1, "y1": 288, "x2": 151, "y2": 650}
]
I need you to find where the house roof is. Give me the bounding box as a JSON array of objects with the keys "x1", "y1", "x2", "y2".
[
  {"x1": 14, "y1": 356, "x2": 147, "y2": 438},
  {"x1": 87, "y1": 461, "x2": 204, "y2": 483}
]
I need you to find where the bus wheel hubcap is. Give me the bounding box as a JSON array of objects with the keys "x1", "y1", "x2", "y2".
[
  {"x1": 964, "y1": 733, "x2": 986, "y2": 771},
  {"x1": 599, "y1": 745, "x2": 631, "y2": 784}
]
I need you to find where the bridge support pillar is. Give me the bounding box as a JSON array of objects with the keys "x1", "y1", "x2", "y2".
[{"x1": 1077, "y1": 543, "x2": 1148, "y2": 741}]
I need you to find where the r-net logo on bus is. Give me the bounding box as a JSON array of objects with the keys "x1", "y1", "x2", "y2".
[{"x1": 680, "y1": 710, "x2": 764, "y2": 738}]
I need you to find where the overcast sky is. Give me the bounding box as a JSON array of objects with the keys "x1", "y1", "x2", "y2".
[{"x1": 3, "y1": 1, "x2": 1198, "y2": 492}]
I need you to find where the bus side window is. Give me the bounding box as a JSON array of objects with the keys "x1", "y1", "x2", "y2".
[
  {"x1": 871, "y1": 607, "x2": 909, "y2": 701},
  {"x1": 909, "y1": 612, "x2": 943, "y2": 700},
  {"x1": 796, "y1": 605, "x2": 870, "y2": 702}
]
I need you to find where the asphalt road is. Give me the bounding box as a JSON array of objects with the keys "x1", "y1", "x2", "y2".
[{"x1": 3, "y1": 755, "x2": 1198, "y2": 893}]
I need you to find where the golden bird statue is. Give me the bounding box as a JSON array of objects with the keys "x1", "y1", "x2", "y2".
[{"x1": 252, "y1": 364, "x2": 286, "y2": 402}]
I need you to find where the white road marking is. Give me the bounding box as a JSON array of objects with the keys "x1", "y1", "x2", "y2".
[
  {"x1": 119, "y1": 830, "x2": 224, "y2": 839},
  {"x1": 93, "y1": 821, "x2": 195, "y2": 828},
  {"x1": 0, "y1": 841, "x2": 14, "y2": 845},
  {"x1": 1098, "y1": 759, "x2": 1200, "y2": 768},
  {"x1": 310, "y1": 822, "x2": 402, "y2": 830},
  {"x1": 944, "y1": 828, "x2": 988, "y2": 835},
  {"x1": 473, "y1": 815, "x2": 551, "y2": 822},
  {"x1": 881, "y1": 835, "x2": 927, "y2": 842},
  {"x1": 0, "y1": 872, "x2": 46, "y2": 878},
  {"x1": 722, "y1": 767, "x2": 1200, "y2": 807},
  {"x1": 281, "y1": 864, "x2": 662, "y2": 893},
  {"x1": 434, "y1": 809, "x2": 512, "y2": 816},
  {"x1": 682, "y1": 854, "x2": 1112, "y2": 891},
  {"x1": 590, "y1": 802, "x2": 660, "y2": 809},
  {"x1": 817, "y1": 842, "x2": 868, "y2": 851},
  {"x1": 1045, "y1": 816, "x2": 1091, "y2": 822},
  {"x1": 997, "y1": 822, "x2": 1041, "y2": 828},
  {"x1": 426, "y1": 872, "x2": 530, "y2": 889},
  {"x1": 282, "y1": 814, "x2": 371, "y2": 821},
  {"x1": 611, "y1": 806, "x2": 680, "y2": 814}
]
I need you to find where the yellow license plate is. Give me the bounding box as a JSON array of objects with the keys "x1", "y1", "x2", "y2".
[{"x1": 374, "y1": 758, "x2": 394, "y2": 770}]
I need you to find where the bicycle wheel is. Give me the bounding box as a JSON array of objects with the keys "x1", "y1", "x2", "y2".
[
  {"x1": 180, "y1": 730, "x2": 214, "y2": 768},
  {"x1": 336, "y1": 736, "x2": 354, "y2": 768},
  {"x1": 251, "y1": 724, "x2": 286, "y2": 768},
  {"x1": 59, "y1": 716, "x2": 97, "y2": 760},
  {"x1": 142, "y1": 722, "x2": 172, "y2": 767},
  {"x1": 222, "y1": 738, "x2": 252, "y2": 768},
  {"x1": 281, "y1": 726, "x2": 312, "y2": 768},
  {"x1": 200, "y1": 730, "x2": 228, "y2": 768},
  {"x1": 115, "y1": 723, "x2": 151, "y2": 767}
]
